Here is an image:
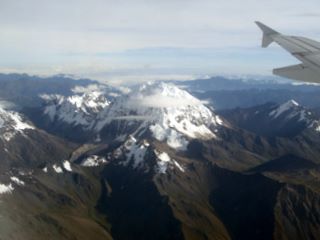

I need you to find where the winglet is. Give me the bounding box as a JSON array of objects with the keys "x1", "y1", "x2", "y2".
[{"x1": 255, "y1": 21, "x2": 279, "y2": 48}]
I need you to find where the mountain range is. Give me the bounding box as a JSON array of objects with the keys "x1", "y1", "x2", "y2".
[{"x1": 1, "y1": 74, "x2": 320, "y2": 240}]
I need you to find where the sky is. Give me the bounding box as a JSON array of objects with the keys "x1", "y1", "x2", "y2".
[{"x1": 1, "y1": 0, "x2": 320, "y2": 84}]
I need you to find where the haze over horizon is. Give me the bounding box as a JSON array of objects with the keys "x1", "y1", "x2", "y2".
[{"x1": 1, "y1": 0, "x2": 320, "y2": 84}]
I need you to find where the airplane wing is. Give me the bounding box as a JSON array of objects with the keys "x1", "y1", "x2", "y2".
[{"x1": 255, "y1": 21, "x2": 320, "y2": 83}]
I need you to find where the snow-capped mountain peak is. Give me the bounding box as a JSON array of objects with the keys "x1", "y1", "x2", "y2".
[
  {"x1": 267, "y1": 99, "x2": 320, "y2": 128},
  {"x1": 0, "y1": 106, "x2": 34, "y2": 141},
  {"x1": 268, "y1": 100, "x2": 320, "y2": 130},
  {"x1": 132, "y1": 82, "x2": 203, "y2": 108},
  {"x1": 41, "y1": 91, "x2": 110, "y2": 128},
  {"x1": 269, "y1": 99, "x2": 300, "y2": 119},
  {"x1": 96, "y1": 82, "x2": 223, "y2": 149}
]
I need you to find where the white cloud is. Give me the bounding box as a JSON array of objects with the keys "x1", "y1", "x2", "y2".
[
  {"x1": 72, "y1": 84, "x2": 103, "y2": 93},
  {"x1": 109, "y1": 115, "x2": 152, "y2": 120},
  {"x1": 128, "y1": 94, "x2": 202, "y2": 109},
  {"x1": 0, "y1": 100, "x2": 16, "y2": 110}
]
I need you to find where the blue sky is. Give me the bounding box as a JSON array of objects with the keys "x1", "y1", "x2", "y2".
[{"x1": 1, "y1": 0, "x2": 320, "y2": 84}]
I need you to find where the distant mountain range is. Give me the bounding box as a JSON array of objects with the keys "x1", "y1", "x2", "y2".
[
  {"x1": 220, "y1": 99, "x2": 320, "y2": 137},
  {"x1": 1, "y1": 73, "x2": 320, "y2": 240},
  {"x1": 174, "y1": 76, "x2": 320, "y2": 109},
  {"x1": 0, "y1": 73, "x2": 99, "y2": 107}
]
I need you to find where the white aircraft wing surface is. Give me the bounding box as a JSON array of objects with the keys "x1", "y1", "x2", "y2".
[{"x1": 256, "y1": 21, "x2": 320, "y2": 83}]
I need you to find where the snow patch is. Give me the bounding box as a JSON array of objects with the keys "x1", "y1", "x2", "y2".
[
  {"x1": 63, "y1": 160, "x2": 72, "y2": 172},
  {"x1": 157, "y1": 152, "x2": 171, "y2": 162},
  {"x1": 53, "y1": 164, "x2": 63, "y2": 173},
  {"x1": 173, "y1": 160, "x2": 185, "y2": 172},
  {"x1": 116, "y1": 136, "x2": 149, "y2": 169},
  {"x1": 81, "y1": 155, "x2": 107, "y2": 167},
  {"x1": 9, "y1": 112, "x2": 34, "y2": 131},
  {"x1": 126, "y1": 143, "x2": 147, "y2": 168},
  {"x1": 10, "y1": 176, "x2": 25, "y2": 186},
  {"x1": 155, "y1": 150, "x2": 185, "y2": 173},
  {"x1": 214, "y1": 116, "x2": 224, "y2": 125},
  {"x1": 155, "y1": 151, "x2": 171, "y2": 174},
  {"x1": 0, "y1": 183, "x2": 14, "y2": 194},
  {"x1": 150, "y1": 124, "x2": 189, "y2": 150}
]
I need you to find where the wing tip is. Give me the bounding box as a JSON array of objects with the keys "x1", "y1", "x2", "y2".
[
  {"x1": 255, "y1": 21, "x2": 278, "y2": 48},
  {"x1": 254, "y1": 21, "x2": 263, "y2": 27},
  {"x1": 255, "y1": 21, "x2": 278, "y2": 35}
]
